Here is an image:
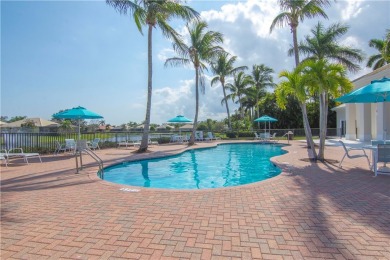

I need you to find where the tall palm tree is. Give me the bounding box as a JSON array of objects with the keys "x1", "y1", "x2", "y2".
[
  {"x1": 250, "y1": 64, "x2": 275, "y2": 121},
  {"x1": 224, "y1": 71, "x2": 253, "y2": 118},
  {"x1": 210, "y1": 53, "x2": 247, "y2": 130},
  {"x1": 301, "y1": 59, "x2": 352, "y2": 161},
  {"x1": 270, "y1": 0, "x2": 330, "y2": 66},
  {"x1": 106, "y1": 0, "x2": 199, "y2": 152},
  {"x1": 292, "y1": 22, "x2": 364, "y2": 72},
  {"x1": 275, "y1": 67, "x2": 317, "y2": 158},
  {"x1": 367, "y1": 29, "x2": 390, "y2": 70},
  {"x1": 165, "y1": 21, "x2": 224, "y2": 145}
]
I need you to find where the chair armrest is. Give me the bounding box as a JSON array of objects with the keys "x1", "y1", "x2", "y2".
[{"x1": 348, "y1": 147, "x2": 367, "y2": 156}]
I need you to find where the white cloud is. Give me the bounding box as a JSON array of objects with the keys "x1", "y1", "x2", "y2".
[
  {"x1": 340, "y1": 0, "x2": 364, "y2": 21},
  {"x1": 150, "y1": 77, "x2": 238, "y2": 124},
  {"x1": 157, "y1": 48, "x2": 175, "y2": 61}
]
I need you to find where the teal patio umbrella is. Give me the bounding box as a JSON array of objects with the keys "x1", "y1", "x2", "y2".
[
  {"x1": 335, "y1": 77, "x2": 390, "y2": 139},
  {"x1": 53, "y1": 106, "x2": 103, "y2": 139},
  {"x1": 254, "y1": 115, "x2": 278, "y2": 134},
  {"x1": 168, "y1": 115, "x2": 192, "y2": 135},
  {"x1": 335, "y1": 77, "x2": 390, "y2": 103}
]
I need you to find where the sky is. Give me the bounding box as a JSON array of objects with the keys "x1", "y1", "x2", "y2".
[{"x1": 1, "y1": 0, "x2": 390, "y2": 126}]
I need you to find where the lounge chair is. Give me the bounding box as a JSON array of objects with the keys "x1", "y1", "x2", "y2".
[
  {"x1": 148, "y1": 139, "x2": 159, "y2": 145},
  {"x1": 207, "y1": 132, "x2": 221, "y2": 141},
  {"x1": 54, "y1": 140, "x2": 68, "y2": 155},
  {"x1": 0, "y1": 149, "x2": 8, "y2": 167},
  {"x1": 374, "y1": 144, "x2": 390, "y2": 177},
  {"x1": 65, "y1": 139, "x2": 76, "y2": 154},
  {"x1": 118, "y1": 136, "x2": 141, "y2": 147},
  {"x1": 195, "y1": 131, "x2": 204, "y2": 141},
  {"x1": 338, "y1": 140, "x2": 370, "y2": 169},
  {"x1": 88, "y1": 138, "x2": 100, "y2": 150},
  {"x1": 254, "y1": 133, "x2": 261, "y2": 140},
  {"x1": 269, "y1": 133, "x2": 279, "y2": 143},
  {"x1": 6, "y1": 148, "x2": 42, "y2": 164}
]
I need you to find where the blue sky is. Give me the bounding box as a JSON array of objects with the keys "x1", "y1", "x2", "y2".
[{"x1": 2, "y1": 0, "x2": 390, "y2": 126}]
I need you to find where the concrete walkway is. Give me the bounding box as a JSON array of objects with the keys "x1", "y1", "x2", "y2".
[{"x1": 1, "y1": 140, "x2": 389, "y2": 259}]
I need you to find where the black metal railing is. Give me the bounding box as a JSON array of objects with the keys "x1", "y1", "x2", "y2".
[{"x1": 0, "y1": 128, "x2": 338, "y2": 153}]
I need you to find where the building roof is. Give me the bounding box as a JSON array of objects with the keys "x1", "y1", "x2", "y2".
[{"x1": 3, "y1": 118, "x2": 59, "y2": 128}]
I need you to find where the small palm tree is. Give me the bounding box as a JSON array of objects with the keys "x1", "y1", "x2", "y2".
[
  {"x1": 275, "y1": 67, "x2": 317, "y2": 158},
  {"x1": 224, "y1": 72, "x2": 253, "y2": 118},
  {"x1": 367, "y1": 29, "x2": 390, "y2": 70},
  {"x1": 300, "y1": 59, "x2": 352, "y2": 161},
  {"x1": 165, "y1": 21, "x2": 224, "y2": 145},
  {"x1": 292, "y1": 22, "x2": 364, "y2": 72},
  {"x1": 210, "y1": 53, "x2": 247, "y2": 130},
  {"x1": 107, "y1": 0, "x2": 199, "y2": 152},
  {"x1": 270, "y1": 0, "x2": 330, "y2": 66}
]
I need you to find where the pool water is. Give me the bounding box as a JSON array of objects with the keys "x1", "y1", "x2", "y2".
[{"x1": 101, "y1": 143, "x2": 286, "y2": 189}]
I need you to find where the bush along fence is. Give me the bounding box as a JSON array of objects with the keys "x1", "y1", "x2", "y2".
[{"x1": 0, "y1": 128, "x2": 339, "y2": 154}]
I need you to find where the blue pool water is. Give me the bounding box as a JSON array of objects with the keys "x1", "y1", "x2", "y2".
[{"x1": 101, "y1": 143, "x2": 286, "y2": 190}]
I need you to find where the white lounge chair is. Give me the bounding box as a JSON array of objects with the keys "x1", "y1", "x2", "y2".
[
  {"x1": 0, "y1": 149, "x2": 8, "y2": 167},
  {"x1": 65, "y1": 139, "x2": 76, "y2": 154},
  {"x1": 338, "y1": 140, "x2": 370, "y2": 169},
  {"x1": 6, "y1": 148, "x2": 42, "y2": 164},
  {"x1": 207, "y1": 132, "x2": 221, "y2": 141},
  {"x1": 54, "y1": 140, "x2": 68, "y2": 155},
  {"x1": 88, "y1": 138, "x2": 100, "y2": 150},
  {"x1": 195, "y1": 131, "x2": 204, "y2": 141},
  {"x1": 254, "y1": 133, "x2": 261, "y2": 140}
]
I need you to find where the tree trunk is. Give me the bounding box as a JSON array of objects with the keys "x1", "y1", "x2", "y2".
[
  {"x1": 300, "y1": 103, "x2": 317, "y2": 159},
  {"x1": 292, "y1": 25, "x2": 300, "y2": 67},
  {"x1": 189, "y1": 67, "x2": 199, "y2": 145},
  {"x1": 222, "y1": 81, "x2": 231, "y2": 130},
  {"x1": 139, "y1": 25, "x2": 153, "y2": 152},
  {"x1": 318, "y1": 91, "x2": 328, "y2": 161},
  {"x1": 238, "y1": 96, "x2": 243, "y2": 118}
]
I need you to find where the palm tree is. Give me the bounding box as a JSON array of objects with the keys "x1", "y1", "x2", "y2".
[
  {"x1": 224, "y1": 71, "x2": 253, "y2": 118},
  {"x1": 106, "y1": 0, "x2": 199, "y2": 152},
  {"x1": 270, "y1": 0, "x2": 330, "y2": 66},
  {"x1": 240, "y1": 88, "x2": 257, "y2": 121},
  {"x1": 292, "y1": 22, "x2": 364, "y2": 72},
  {"x1": 210, "y1": 53, "x2": 247, "y2": 129},
  {"x1": 275, "y1": 67, "x2": 317, "y2": 158},
  {"x1": 250, "y1": 64, "x2": 275, "y2": 121},
  {"x1": 367, "y1": 29, "x2": 390, "y2": 70},
  {"x1": 301, "y1": 59, "x2": 352, "y2": 161},
  {"x1": 165, "y1": 21, "x2": 224, "y2": 145}
]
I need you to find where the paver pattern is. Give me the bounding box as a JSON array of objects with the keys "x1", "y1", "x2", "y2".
[{"x1": 1, "y1": 140, "x2": 389, "y2": 259}]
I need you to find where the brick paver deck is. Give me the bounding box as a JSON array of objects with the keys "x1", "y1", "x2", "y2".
[{"x1": 1, "y1": 140, "x2": 389, "y2": 259}]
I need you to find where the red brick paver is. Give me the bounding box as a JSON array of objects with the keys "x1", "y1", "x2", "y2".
[{"x1": 1, "y1": 141, "x2": 389, "y2": 259}]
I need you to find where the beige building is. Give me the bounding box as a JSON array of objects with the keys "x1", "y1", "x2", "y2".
[{"x1": 333, "y1": 64, "x2": 390, "y2": 141}]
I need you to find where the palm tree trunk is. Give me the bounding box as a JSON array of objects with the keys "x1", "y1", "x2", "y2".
[
  {"x1": 189, "y1": 67, "x2": 199, "y2": 145},
  {"x1": 292, "y1": 25, "x2": 300, "y2": 67},
  {"x1": 139, "y1": 24, "x2": 153, "y2": 152},
  {"x1": 300, "y1": 103, "x2": 317, "y2": 159},
  {"x1": 222, "y1": 82, "x2": 231, "y2": 129},
  {"x1": 318, "y1": 91, "x2": 328, "y2": 161},
  {"x1": 238, "y1": 96, "x2": 243, "y2": 118}
]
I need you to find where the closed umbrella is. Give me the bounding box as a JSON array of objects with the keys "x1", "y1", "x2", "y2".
[
  {"x1": 53, "y1": 106, "x2": 103, "y2": 140},
  {"x1": 254, "y1": 115, "x2": 278, "y2": 134}
]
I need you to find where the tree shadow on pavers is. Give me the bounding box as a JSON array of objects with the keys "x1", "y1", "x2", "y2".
[
  {"x1": 280, "y1": 159, "x2": 390, "y2": 257},
  {"x1": 1, "y1": 168, "x2": 98, "y2": 192}
]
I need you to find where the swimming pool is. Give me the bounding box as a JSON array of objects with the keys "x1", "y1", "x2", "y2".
[{"x1": 101, "y1": 143, "x2": 286, "y2": 189}]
